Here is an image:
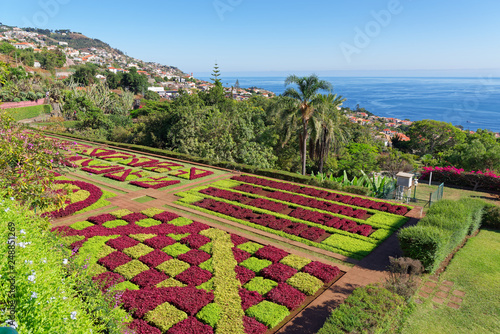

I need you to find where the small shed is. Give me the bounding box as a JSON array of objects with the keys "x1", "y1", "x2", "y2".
[{"x1": 396, "y1": 172, "x2": 414, "y2": 188}]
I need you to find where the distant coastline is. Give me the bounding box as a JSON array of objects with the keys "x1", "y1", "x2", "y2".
[{"x1": 198, "y1": 76, "x2": 500, "y2": 133}]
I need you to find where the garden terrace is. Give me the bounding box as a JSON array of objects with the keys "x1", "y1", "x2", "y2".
[{"x1": 52, "y1": 209, "x2": 344, "y2": 334}]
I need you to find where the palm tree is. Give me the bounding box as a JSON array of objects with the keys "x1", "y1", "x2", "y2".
[
  {"x1": 283, "y1": 74, "x2": 332, "y2": 175},
  {"x1": 309, "y1": 93, "x2": 349, "y2": 173}
]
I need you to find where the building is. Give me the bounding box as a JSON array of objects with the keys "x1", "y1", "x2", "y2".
[{"x1": 13, "y1": 42, "x2": 35, "y2": 49}]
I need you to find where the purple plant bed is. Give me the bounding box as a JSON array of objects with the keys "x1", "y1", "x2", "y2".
[
  {"x1": 131, "y1": 269, "x2": 169, "y2": 288},
  {"x1": 232, "y1": 247, "x2": 252, "y2": 264},
  {"x1": 121, "y1": 287, "x2": 173, "y2": 318},
  {"x1": 139, "y1": 249, "x2": 172, "y2": 268},
  {"x1": 87, "y1": 213, "x2": 116, "y2": 225},
  {"x1": 128, "y1": 319, "x2": 162, "y2": 334},
  {"x1": 267, "y1": 283, "x2": 307, "y2": 310},
  {"x1": 235, "y1": 265, "x2": 256, "y2": 285},
  {"x1": 239, "y1": 288, "x2": 264, "y2": 310},
  {"x1": 93, "y1": 271, "x2": 125, "y2": 292},
  {"x1": 180, "y1": 234, "x2": 211, "y2": 249},
  {"x1": 143, "y1": 235, "x2": 177, "y2": 249},
  {"x1": 153, "y1": 211, "x2": 179, "y2": 223},
  {"x1": 261, "y1": 263, "x2": 297, "y2": 283},
  {"x1": 122, "y1": 212, "x2": 149, "y2": 223},
  {"x1": 254, "y1": 245, "x2": 289, "y2": 263},
  {"x1": 230, "y1": 233, "x2": 249, "y2": 246},
  {"x1": 167, "y1": 316, "x2": 214, "y2": 334},
  {"x1": 175, "y1": 266, "x2": 212, "y2": 286},
  {"x1": 167, "y1": 286, "x2": 214, "y2": 316},
  {"x1": 302, "y1": 261, "x2": 340, "y2": 283},
  {"x1": 106, "y1": 236, "x2": 140, "y2": 251},
  {"x1": 177, "y1": 249, "x2": 211, "y2": 266},
  {"x1": 243, "y1": 316, "x2": 268, "y2": 334},
  {"x1": 98, "y1": 251, "x2": 132, "y2": 271}
]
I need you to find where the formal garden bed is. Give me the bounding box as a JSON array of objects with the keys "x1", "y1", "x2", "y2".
[
  {"x1": 52, "y1": 208, "x2": 344, "y2": 334},
  {"x1": 175, "y1": 177, "x2": 411, "y2": 260}
]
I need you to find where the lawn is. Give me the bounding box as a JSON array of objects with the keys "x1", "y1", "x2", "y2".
[
  {"x1": 6, "y1": 104, "x2": 52, "y2": 121},
  {"x1": 401, "y1": 229, "x2": 500, "y2": 334},
  {"x1": 411, "y1": 182, "x2": 499, "y2": 211}
]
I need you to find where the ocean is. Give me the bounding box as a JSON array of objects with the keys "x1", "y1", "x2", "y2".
[{"x1": 199, "y1": 76, "x2": 500, "y2": 133}]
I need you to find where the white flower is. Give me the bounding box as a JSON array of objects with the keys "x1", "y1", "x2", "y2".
[
  {"x1": 62, "y1": 296, "x2": 67, "y2": 300},
  {"x1": 70, "y1": 311, "x2": 77, "y2": 320},
  {"x1": 4, "y1": 319, "x2": 18, "y2": 328},
  {"x1": 63, "y1": 259, "x2": 68, "y2": 265},
  {"x1": 31, "y1": 292, "x2": 37, "y2": 299},
  {"x1": 10, "y1": 197, "x2": 14, "y2": 201},
  {"x1": 5, "y1": 208, "x2": 10, "y2": 212},
  {"x1": 27, "y1": 274, "x2": 36, "y2": 283},
  {"x1": 41, "y1": 258, "x2": 47, "y2": 264},
  {"x1": 19, "y1": 229, "x2": 26, "y2": 235},
  {"x1": 25, "y1": 260, "x2": 33, "y2": 265}
]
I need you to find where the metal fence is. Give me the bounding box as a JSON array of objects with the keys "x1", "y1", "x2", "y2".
[{"x1": 429, "y1": 182, "x2": 444, "y2": 207}]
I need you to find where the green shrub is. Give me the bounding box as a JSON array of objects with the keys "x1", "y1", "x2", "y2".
[
  {"x1": 342, "y1": 185, "x2": 370, "y2": 196},
  {"x1": 199, "y1": 242, "x2": 213, "y2": 254},
  {"x1": 129, "y1": 233, "x2": 157, "y2": 242},
  {"x1": 317, "y1": 285, "x2": 409, "y2": 334},
  {"x1": 196, "y1": 278, "x2": 214, "y2": 292},
  {"x1": 168, "y1": 217, "x2": 193, "y2": 226},
  {"x1": 140, "y1": 207, "x2": 165, "y2": 217},
  {"x1": 156, "y1": 277, "x2": 186, "y2": 288},
  {"x1": 196, "y1": 303, "x2": 221, "y2": 327},
  {"x1": 286, "y1": 272, "x2": 323, "y2": 296},
  {"x1": 102, "y1": 219, "x2": 128, "y2": 228},
  {"x1": 166, "y1": 233, "x2": 190, "y2": 241},
  {"x1": 322, "y1": 234, "x2": 376, "y2": 258},
  {"x1": 244, "y1": 277, "x2": 278, "y2": 295},
  {"x1": 245, "y1": 301, "x2": 290, "y2": 329},
  {"x1": 110, "y1": 281, "x2": 140, "y2": 291},
  {"x1": 240, "y1": 257, "x2": 272, "y2": 273},
  {"x1": 69, "y1": 220, "x2": 94, "y2": 230},
  {"x1": 109, "y1": 209, "x2": 133, "y2": 218},
  {"x1": 199, "y1": 258, "x2": 214, "y2": 273},
  {"x1": 398, "y1": 198, "x2": 487, "y2": 273},
  {"x1": 482, "y1": 204, "x2": 500, "y2": 230}
]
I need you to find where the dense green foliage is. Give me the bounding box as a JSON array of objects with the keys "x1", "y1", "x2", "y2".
[
  {"x1": 317, "y1": 285, "x2": 411, "y2": 334},
  {"x1": 398, "y1": 198, "x2": 486, "y2": 272}
]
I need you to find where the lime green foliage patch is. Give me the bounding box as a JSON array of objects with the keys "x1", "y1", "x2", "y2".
[
  {"x1": 199, "y1": 258, "x2": 214, "y2": 273},
  {"x1": 140, "y1": 207, "x2": 165, "y2": 217},
  {"x1": 240, "y1": 257, "x2": 272, "y2": 273},
  {"x1": 197, "y1": 278, "x2": 215, "y2": 292},
  {"x1": 156, "y1": 259, "x2": 190, "y2": 277},
  {"x1": 76, "y1": 235, "x2": 120, "y2": 268},
  {"x1": 69, "y1": 221, "x2": 94, "y2": 230},
  {"x1": 322, "y1": 234, "x2": 376, "y2": 258},
  {"x1": 88, "y1": 263, "x2": 108, "y2": 277},
  {"x1": 196, "y1": 303, "x2": 222, "y2": 327},
  {"x1": 280, "y1": 254, "x2": 312, "y2": 270},
  {"x1": 74, "y1": 189, "x2": 116, "y2": 215},
  {"x1": 168, "y1": 217, "x2": 192, "y2": 226},
  {"x1": 287, "y1": 272, "x2": 323, "y2": 296},
  {"x1": 129, "y1": 234, "x2": 157, "y2": 242},
  {"x1": 133, "y1": 195, "x2": 155, "y2": 203},
  {"x1": 156, "y1": 277, "x2": 187, "y2": 288},
  {"x1": 199, "y1": 241, "x2": 213, "y2": 254},
  {"x1": 167, "y1": 233, "x2": 190, "y2": 241},
  {"x1": 237, "y1": 241, "x2": 264, "y2": 254},
  {"x1": 162, "y1": 243, "x2": 191, "y2": 257},
  {"x1": 110, "y1": 281, "x2": 140, "y2": 291},
  {"x1": 245, "y1": 301, "x2": 290, "y2": 329},
  {"x1": 102, "y1": 219, "x2": 128, "y2": 228},
  {"x1": 144, "y1": 302, "x2": 188, "y2": 332},
  {"x1": 135, "y1": 218, "x2": 162, "y2": 227},
  {"x1": 62, "y1": 235, "x2": 85, "y2": 247},
  {"x1": 97, "y1": 244, "x2": 116, "y2": 259},
  {"x1": 110, "y1": 209, "x2": 134, "y2": 218},
  {"x1": 244, "y1": 277, "x2": 278, "y2": 295},
  {"x1": 367, "y1": 212, "x2": 408, "y2": 229},
  {"x1": 114, "y1": 260, "x2": 149, "y2": 280},
  {"x1": 123, "y1": 243, "x2": 154, "y2": 259}
]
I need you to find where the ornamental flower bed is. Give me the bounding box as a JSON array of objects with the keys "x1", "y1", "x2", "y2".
[
  {"x1": 130, "y1": 176, "x2": 180, "y2": 189},
  {"x1": 41, "y1": 180, "x2": 108, "y2": 219},
  {"x1": 120, "y1": 156, "x2": 160, "y2": 167},
  {"x1": 81, "y1": 164, "x2": 125, "y2": 175},
  {"x1": 53, "y1": 208, "x2": 341, "y2": 333},
  {"x1": 232, "y1": 175, "x2": 410, "y2": 216},
  {"x1": 170, "y1": 167, "x2": 215, "y2": 180},
  {"x1": 421, "y1": 166, "x2": 500, "y2": 192},
  {"x1": 143, "y1": 161, "x2": 185, "y2": 173},
  {"x1": 104, "y1": 169, "x2": 150, "y2": 182}
]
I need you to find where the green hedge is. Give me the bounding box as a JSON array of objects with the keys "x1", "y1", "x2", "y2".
[
  {"x1": 317, "y1": 285, "x2": 410, "y2": 334},
  {"x1": 482, "y1": 204, "x2": 500, "y2": 230},
  {"x1": 398, "y1": 198, "x2": 486, "y2": 272}
]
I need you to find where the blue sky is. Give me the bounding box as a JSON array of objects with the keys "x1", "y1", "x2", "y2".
[{"x1": 2, "y1": 0, "x2": 499, "y2": 76}]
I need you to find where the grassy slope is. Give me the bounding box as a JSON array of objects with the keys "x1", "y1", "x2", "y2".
[
  {"x1": 402, "y1": 229, "x2": 500, "y2": 334},
  {"x1": 6, "y1": 104, "x2": 52, "y2": 121}
]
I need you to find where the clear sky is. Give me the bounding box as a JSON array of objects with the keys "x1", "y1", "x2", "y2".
[{"x1": 2, "y1": 0, "x2": 499, "y2": 76}]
